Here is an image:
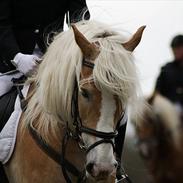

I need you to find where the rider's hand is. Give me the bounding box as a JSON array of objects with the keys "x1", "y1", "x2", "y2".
[{"x1": 11, "y1": 53, "x2": 40, "y2": 76}]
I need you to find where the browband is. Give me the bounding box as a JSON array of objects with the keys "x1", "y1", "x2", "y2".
[{"x1": 82, "y1": 60, "x2": 95, "y2": 69}]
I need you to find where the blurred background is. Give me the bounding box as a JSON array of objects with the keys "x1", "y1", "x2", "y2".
[
  {"x1": 87, "y1": 0, "x2": 183, "y2": 95},
  {"x1": 86, "y1": 1, "x2": 183, "y2": 182}
]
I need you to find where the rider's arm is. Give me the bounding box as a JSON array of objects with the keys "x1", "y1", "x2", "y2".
[{"x1": 0, "y1": 0, "x2": 20, "y2": 67}]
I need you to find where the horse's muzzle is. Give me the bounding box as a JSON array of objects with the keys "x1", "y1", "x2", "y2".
[{"x1": 86, "y1": 162, "x2": 117, "y2": 180}]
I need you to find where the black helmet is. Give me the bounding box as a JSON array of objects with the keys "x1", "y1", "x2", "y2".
[{"x1": 171, "y1": 35, "x2": 183, "y2": 48}]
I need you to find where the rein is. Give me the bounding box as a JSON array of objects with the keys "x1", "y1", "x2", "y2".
[
  {"x1": 27, "y1": 59, "x2": 127, "y2": 183},
  {"x1": 28, "y1": 122, "x2": 83, "y2": 179}
]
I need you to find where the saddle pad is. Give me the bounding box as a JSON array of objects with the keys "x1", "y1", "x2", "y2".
[{"x1": 0, "y1": 85, "x2": 29, "y2": 164}]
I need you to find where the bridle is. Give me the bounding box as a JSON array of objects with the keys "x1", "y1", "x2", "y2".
[
  {"x1": 28, "y1": 59, "x2": 126, "y2": 183},
  {"x1": 71, "y1": 60, "x2": 121, "y2": 154}
]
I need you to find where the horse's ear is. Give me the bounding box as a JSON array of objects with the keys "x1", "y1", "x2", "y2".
[
  {"x1": 72, "y1": 25, "x2": 100, "y2": 60},
  {"x1": 122, "y1": 26, "x2": 146, "y2": 52}
]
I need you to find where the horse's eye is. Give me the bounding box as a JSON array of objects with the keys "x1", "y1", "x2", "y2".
[{"x1": 81, "y1": 89, "x2": 90, "y2": 99}]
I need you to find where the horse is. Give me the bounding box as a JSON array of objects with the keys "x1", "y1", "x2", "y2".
[
  {"x1": 2, "y1": 20, "x2": 145, "y2": 183},
  {"x1": 135, "y1": 92, "x2": 183, "y2": 183}
]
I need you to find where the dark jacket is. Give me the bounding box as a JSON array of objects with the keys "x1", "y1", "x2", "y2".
[
  {"x1": 156, "y1": 61, "x2": 183, "y2": 106},
  {"x1": 0, "y1": 0, "x2": 90, "y2": 72}
]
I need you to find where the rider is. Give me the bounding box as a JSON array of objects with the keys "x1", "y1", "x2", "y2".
[
  {"x1": 155, "y1": 35, "x2": 183, "y2": 116},
  {"x1": 0, "y1": 1, "x2": 89, "y2": 182},
  {"x1": 0, "y1": 0, "x2": 90, "y2": 96}
]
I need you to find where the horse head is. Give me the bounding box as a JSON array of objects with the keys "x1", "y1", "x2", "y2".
[{"x1": 70, "y1": 23, "x2": 145, "y2": 181}]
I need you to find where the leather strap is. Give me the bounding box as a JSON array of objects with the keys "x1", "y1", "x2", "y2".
[
  {"x1": 86, "y1": 139, "x2": 115, "y2": 154},
  {"x1": 83, "y1": 60, "x2": 94, "y2": 69},
  {"x1": 28, "y1": 122, "x2": 81, "y2": 177}
]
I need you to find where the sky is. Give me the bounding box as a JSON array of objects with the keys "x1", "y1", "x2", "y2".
[{"x1": 86, "y1": 0, "x2": 183, "y2": 95}]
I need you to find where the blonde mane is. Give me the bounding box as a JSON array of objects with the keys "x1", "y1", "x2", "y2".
[{"x1": 23, "y1": 20, "x2": 141, "y2": 139}]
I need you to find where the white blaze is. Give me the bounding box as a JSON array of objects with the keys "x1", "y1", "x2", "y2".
[
  {"x1": 86, "y1": 91, "x2": 117, "y2": 168},
  {"x1": 95, "y1": 91, "x2": 117, "y2": 164}
]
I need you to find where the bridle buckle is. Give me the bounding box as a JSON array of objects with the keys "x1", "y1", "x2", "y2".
[{"x1": 78, "y1": 135, "x2": 88, "y2": 150}]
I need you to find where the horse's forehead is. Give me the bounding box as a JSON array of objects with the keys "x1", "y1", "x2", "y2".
[{"x1": 80, "y1": 66, "x2": 93, "y2": 79}]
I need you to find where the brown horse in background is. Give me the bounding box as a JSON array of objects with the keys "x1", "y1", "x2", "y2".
[{"x1": 135, "y1": 92, "x2": 183, "y2": 183}]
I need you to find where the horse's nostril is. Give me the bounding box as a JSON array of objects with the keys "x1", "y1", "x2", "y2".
[
  {"x1": 86, "y1": 162, "x2": 94, "y2": 174},
  {"x1": 114, "y1": 162, "x2": 118, "y2": 168}
]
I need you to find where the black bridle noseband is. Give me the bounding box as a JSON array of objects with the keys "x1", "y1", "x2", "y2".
[{"x1": 28, "y1": 60, "x2": 128, "y2": 183}]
